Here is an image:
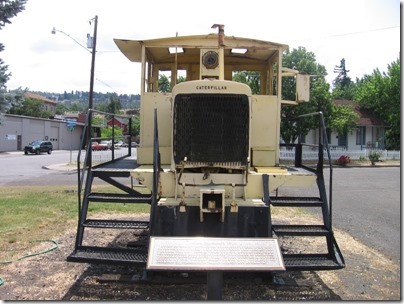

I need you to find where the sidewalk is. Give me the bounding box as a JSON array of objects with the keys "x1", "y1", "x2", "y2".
[{"x1": 341, "y1": 160, "x2": 401, "y2": 168}]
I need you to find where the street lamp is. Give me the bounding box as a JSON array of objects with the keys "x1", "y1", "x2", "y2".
[{"x1": 51, "y1": 27, "x2": 92, "y2": 54}]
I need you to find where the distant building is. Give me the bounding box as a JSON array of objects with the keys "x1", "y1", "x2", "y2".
[
  {"x1": 0, "y1": 114, "x2": 84, "y2": 152},
  {"x1": 305, "y1": 100, "x2": 388, "y2": 150},
  {"x1": 24, "y1": 92, "x2": 57, "y2": 115},
  {"x1": 107, "y1": 116, "x2": 129, "y2": 133}
]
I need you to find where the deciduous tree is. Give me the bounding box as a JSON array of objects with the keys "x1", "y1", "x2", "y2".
[
  {"x1": 281, "y1": 47, "x2": 331, "y2": 144},
  {"x1": 354, "y1": 58, "x2": 400, "y2": 150},
  {"x1": 0, "y1": 0, "x2": 27, "y2": 124}
]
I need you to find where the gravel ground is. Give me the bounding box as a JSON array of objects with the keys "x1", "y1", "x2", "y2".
[{"x1": 0, "y1": 213, "x2": 399, "y2": 301}]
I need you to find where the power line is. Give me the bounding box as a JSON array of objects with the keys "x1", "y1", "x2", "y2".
[
  {"x1": 286, "y1": 25, "x2": 399, "y2": 43},
  {"x1": 96, "y1": 78, "x2": 117, "y2": 92}
]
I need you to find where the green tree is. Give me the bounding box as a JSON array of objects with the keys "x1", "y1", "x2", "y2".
[
  {"x1": 232, "y1": 48, "x2": 358, "y2": 145},
  {"x1": 94, "y1": 101, "x2": 108, "y2": 113},
  {"x1": 281, "y1": 49, "x2": 358, "y2": 144},
  {"x1": 8, "y1": 98, "x2": 52, "y2": 118},
  {"x1": 0, "y1": 0, "x2": 27, "y2": 124},
  {"x1": 101, "y1": 125, "x2": 123, "y2": 139},
  {"x1": 233, "y1": 71, "x2": 260, "y2": 94},
  {"x1": 280, "y1": 47, "x2": 329, "y2": 144},
  {"x1": 328, "y1": 104, "x2": 358, "y2": 135},
  {"x1": 354, "y1": 58, "x2": 400, "y2": 149},
  {"x1": 56, "y1": 103, "x2": 68, "y2": 115},
  {"x1": 158, "y1": 74, "x2": 170, "y2": 93},
  {"x1": 177, "y1": 75, "x2": 186, "y2": 84},
  {"x1": 131, "y1": 114, "x2": 140, "y2": 136},
  {"x1": 106, "y1": 94, "x2": 121, "y2": 114},
  {"x1": 69, "y1": 101, "x2": 85, "y2": 112},
  {"x1": 332, "y1": 58, "x2": 355, "y2": 99},
  {"x1": 333, "y1": 58, "x2": 351, "y2": 88}
]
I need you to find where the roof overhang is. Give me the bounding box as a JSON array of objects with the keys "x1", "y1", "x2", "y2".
[{"x1": 113, "y1": 34, "x2": 289, "y2": 65}]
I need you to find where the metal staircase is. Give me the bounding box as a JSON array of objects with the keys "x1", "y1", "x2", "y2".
[
  {"x1": 67, "y1": 110, "x2": 344, "y2": 271},
  {"x1": 269, "y1": 112, "x2": 345, "y2": 270},
  {"x1": 67, "y1": 110, "x2": 152, "y2": 265}
]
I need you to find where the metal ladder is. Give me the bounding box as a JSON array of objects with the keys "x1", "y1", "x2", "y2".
[
  {"x1": 67, "y1": 110, "x2": 152, "y2": 265},
  {"x1": 269, "y1": 112, "x2": 345, "y2": 271}
]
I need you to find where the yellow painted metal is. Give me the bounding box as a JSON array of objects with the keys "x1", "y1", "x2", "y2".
[
  {"x1": 116, "y1": 31, "x2": 316, "y2": 206},
  {"x1": 254, "y1": 167, "x2": 288, "y2": 174},
  {"x1": 131, "y1": 165, "x2": 316, "y2": 201}
]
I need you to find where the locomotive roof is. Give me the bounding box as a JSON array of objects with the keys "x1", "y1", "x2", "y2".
[{"x1": 114, "y1": 34, "x2": 288, "y2": 65}]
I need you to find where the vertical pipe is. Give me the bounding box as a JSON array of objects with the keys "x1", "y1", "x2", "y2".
[
  {"x1": 212, "y1": 24, "x2": 225, "y2": 80},
  {"x1": 140, "y1": 44, "x2": 146, "y2": 94},
  {"x1": 275, "y1": 49, "x2": 283, "y2": 165}
]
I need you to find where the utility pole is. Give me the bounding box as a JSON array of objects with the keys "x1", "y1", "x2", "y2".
[{"x1": 87, "y1": 15, "x2": 98, "y2": 167}]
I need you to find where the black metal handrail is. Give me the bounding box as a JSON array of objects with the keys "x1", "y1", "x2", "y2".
[
  {"x1": 291, "y1": 111, "x2": 334, "y2": 228},
  {"x1": 76, "y1": 109, "x2": 133, "y2": 217}
]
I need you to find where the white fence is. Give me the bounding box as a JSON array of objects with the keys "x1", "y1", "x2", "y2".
[{"x1": 280, "y1": 147, "x2": 400, "y2": 161}]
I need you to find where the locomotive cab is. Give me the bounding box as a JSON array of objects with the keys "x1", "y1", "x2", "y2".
[{"x1": 114, "y1": 28, "x2": 313, "y2": 222}]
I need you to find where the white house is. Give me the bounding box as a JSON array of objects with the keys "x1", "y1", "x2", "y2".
[{"x1": 305, "y1": 99, "x2": 387, "y2": 151}]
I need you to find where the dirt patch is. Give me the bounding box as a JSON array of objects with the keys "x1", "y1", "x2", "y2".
[{"x1": 0, "y1": 213, "x2": 400, "y2": 300}]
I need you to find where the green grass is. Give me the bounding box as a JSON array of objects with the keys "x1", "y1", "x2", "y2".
[{"x1": 0, "y1": 185, "x2": 150, "y2": 262}]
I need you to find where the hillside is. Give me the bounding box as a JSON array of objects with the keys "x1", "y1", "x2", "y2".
[{"x1": 32, "y1": 90, "x2": 141, "y2": 109}]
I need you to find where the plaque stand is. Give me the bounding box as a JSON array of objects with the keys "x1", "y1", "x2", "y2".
[
  {"x1": 147, "y1": 236, "x2": 285, "y2": 300},
  {"x1": 207, "y1": 271, "x2": 223, "y2": 300}
]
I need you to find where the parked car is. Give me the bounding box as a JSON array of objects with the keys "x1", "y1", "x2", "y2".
[
  {"x1": 24, "y1": 140, "x2": 53, "y2": 155},
  {"x1": 113, "y1": 140, "x2": 124, "y2": 149},
  {"x1": 91, "y1": 142, "x2": 108, "y2": 151},
  {"x1": 121, "y1": 141, "x2": 139, "y2": 148},
  {"x1": 100, "y1": 140, "x2": 112, "y2": 149}
]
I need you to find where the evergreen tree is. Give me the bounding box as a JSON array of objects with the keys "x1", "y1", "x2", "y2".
[
  {"x1": 332, "y1": 58, "x2": 355, "y2": 99},
  {"x1": 333, "y1": 58, "x2": 351, "y2": 88},
  {"x1": 0, "y1": 0, "x2": 27, "y2": 124},
  {"x1": 106, "y1": 94, "x2": 122, "y2": 114},
  {"x1": 158, "y1": 74, "x2": 171, "y2": 93}
]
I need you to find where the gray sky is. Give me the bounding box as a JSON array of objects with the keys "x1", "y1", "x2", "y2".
[{"x1": 1, "y1": 0, "x2": 400, "y2": 95}]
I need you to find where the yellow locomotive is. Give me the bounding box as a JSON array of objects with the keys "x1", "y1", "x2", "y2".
[{"x1": 68, "y1": 25, "x2": 344, "y2": 298}]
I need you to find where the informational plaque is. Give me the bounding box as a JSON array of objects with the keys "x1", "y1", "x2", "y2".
[{"x1": 147, "y1": 237, "x2": 285, "y2": 271}]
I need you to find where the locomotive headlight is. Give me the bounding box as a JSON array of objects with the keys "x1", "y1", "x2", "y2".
[
  {"x1": 200, "y1": 187, "x2": 225, "y2": 223},
  {"x1": 202, "y1": 51, "x2": 219, "y2": 69}
]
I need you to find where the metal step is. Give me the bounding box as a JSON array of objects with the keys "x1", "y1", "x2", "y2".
[
  {"x1": 270, "y1": 197, "x2": 323, "y2": 207},
  {"x1": 92, "y1": 168, "x2": 133, "y2": 178},
  {"x1": 282, "y1": 253, "x2": 345, "y2": 271},
  {"x1": 273, "y1": 225, "x2": 330, "y2": 236},
  {"x1": 67, "y1": 246, "x2": 148, "y2": 265},
  {"x1": 87, "y1": 192, "x2": 152, "y2": 203},
  {"x1": 83, "y1": 219, "x2": 149, "y2": 230}
]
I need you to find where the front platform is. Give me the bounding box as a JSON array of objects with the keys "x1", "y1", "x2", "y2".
[{"x1": 131, "y1": 165, "x2": 317, "y2": 199}]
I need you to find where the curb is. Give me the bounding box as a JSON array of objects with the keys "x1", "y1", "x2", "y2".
[{"x1": 43, "y1": 164, "x2": 78, "y2": 172}]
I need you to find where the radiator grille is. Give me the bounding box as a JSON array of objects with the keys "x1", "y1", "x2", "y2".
[{"x1": 173, "y1": 94, "x2": 249, "y2": 166}]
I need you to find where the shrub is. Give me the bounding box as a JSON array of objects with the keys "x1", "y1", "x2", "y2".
[
  {"x1": 336, "y1": 155, "x2": 351, "y2": 166},
  {"x1": 368, "y1": 150, "x2": 382, "y2": 165}
]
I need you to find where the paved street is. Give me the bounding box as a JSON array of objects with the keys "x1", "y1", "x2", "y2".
[
  {"x1": 0, "y1": 150, "x2": 401, "y2": 263},
  {"x1": 280, "y1": 166, "x2": 401, "y2": 263}
]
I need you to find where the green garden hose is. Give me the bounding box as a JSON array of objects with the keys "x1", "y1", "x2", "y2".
[{"x1": 0, "y1": 240, "x2": 59, "y2": 286}]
